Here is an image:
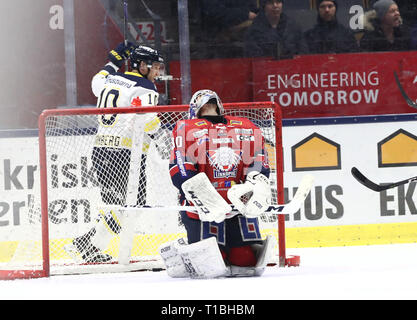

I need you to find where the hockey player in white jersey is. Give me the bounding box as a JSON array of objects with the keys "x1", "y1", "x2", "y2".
[
  {"x1": 65, "y1": 42, "x2": 164, "y2": 263},
  {"x1": 92, "y1": 43, "x2": 165, "y2": 206}
]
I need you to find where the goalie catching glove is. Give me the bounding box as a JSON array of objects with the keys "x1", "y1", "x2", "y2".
[
  {"x1": 227, "y1": 171, "x2": 272, "y2": 217},
  {"x1": 181, "y1": 172, "x2": 232, "y2": 223}
]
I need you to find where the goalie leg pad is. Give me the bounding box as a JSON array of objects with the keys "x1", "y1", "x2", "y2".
[
  {"x1": 252, "y1": 235, "x2": 274, "y2": 276},
  {"x1": 159, "y1": 238, "x2": 189, "y2": 278},
  {"x1": 160, "y1": 237, "x2": 228, "y2": 279},
  {"x1": 177, "y1": 237, "x2": 229, "y2": 279}
]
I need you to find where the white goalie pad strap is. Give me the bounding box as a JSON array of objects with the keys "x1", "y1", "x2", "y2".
[
  {"x1": 227, "y1": 171, "x2": 272, "y2": 217},
  {"x1": 181, "y1": 172, "x2": 232, "y2": 223},
  {"x1": 159, "y1": 238, "x2": 189, "y2": 278},
  {"x1": 177, "y1": 237, "x2": 228, "y2": 279}
]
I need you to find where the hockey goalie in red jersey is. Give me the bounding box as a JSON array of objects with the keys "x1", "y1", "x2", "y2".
[{"x1": 159, "y1": 89, "x2": 275, "y2": 278}]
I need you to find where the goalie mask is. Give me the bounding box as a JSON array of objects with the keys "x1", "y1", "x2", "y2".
[
  {"x1": 130, "y1": 45, "x2": 165, "y2": 74},
  {"x1": 189, "y1": 90, "x2": 224, "y2": 119}
]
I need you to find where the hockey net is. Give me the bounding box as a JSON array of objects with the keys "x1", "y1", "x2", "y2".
[{"x1": 0, "y1": 102, "x2": 297, "y2": 280}]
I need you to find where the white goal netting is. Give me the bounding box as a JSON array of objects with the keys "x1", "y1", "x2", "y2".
[{"x1": 0, "y1": 102, "x2": 285, "y2": 278}]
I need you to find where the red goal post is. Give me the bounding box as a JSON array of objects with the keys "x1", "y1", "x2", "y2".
[{"x1": 0, "y1": 102, "x2": 298, "y2": 280}]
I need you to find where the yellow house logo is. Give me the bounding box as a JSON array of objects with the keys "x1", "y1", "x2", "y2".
[
  {"x1": 292, "y1": 133, "x2": 341, "y2": 171},
  {"x1": 378, "y1": 129, "x2": 417, "y2": 167}
]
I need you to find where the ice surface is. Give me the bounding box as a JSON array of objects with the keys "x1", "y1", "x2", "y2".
[{"x1": 1, "y1": 243, "x2": 417, "y2": 300}]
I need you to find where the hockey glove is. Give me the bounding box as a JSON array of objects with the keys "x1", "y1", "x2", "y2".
[
  {"x1": 181, "y1": 172, "x2": 231, "y2": 223},
  {"x1": 108, "y1": 42, "x2": 135, "y2": 68},
  {"x1": 227, "y1": 171, "x2": 272, "y2": 217}
]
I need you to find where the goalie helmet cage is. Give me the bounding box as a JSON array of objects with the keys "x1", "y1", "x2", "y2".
[{"x1": 0, "y1": 102, "x2": 299, "y2": 280}]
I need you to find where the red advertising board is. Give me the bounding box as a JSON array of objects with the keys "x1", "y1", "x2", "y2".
[
  {"x1": 169, "y1": 51, "x2": 417, "y2": 119},
  {"x1": 252, "y1": 51, "x2": 417, "y2": 118},
  {"x1": 168, "y1": 58, "x2": 253, "y2": 105}
]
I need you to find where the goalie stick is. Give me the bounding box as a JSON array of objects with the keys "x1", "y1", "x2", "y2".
[
  {"x1": 351, "y1": 167, "x2": 417, "y2": 192},
  {"x1": 394, "y1": 71, "x2": 417, "y2": 109},
  {"x1": 105, "y1": 174, "x2": 313, "y2": 265},
  {"x1": 102, "y1": 174, "x2": 314, "y2": 215}
]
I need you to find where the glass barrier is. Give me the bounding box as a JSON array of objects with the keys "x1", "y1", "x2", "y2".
[{"x1": 0, "y1": 0, "x2": 416, "y2": 129}]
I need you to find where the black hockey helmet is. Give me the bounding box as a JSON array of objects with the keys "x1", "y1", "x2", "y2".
[{"x1": 129, "y1": 45, "x2": 164, "y2": 70}]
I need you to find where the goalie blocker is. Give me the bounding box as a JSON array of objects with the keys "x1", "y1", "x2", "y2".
[{"x1": 181, "y1": 172, "x2": 232, "y2": 223}]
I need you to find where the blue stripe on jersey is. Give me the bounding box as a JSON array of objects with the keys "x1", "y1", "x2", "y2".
[
  {"x1": 118, "y1": 72, "x2": 157, "y2": 92},
  {"x1": 103, "y1": 65, "x2": 117, "y2": 74}
]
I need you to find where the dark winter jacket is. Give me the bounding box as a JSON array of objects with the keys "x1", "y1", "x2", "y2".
[
  {"x1": 201, "y1": 0, "x2": 258, "y2": 40},
  {"x1": 244, "y1": 11, "x2": 308, "y2": 58},
  {"x1": 360, "y1": 10, "x2": 411, "y2": 52},
  {"x1": 411, "y1": 23, "x2": 417, "y2": 49},
  {"x1": 304, "y1": 17, "x2": 359, "y2": 54}
]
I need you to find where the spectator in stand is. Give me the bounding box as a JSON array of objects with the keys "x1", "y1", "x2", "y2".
[
  {"x1": 385, "y1": 0, "x2": 417, "y2": 28},
  {"x1": 374, "y1": 0, "x2": 417, "y2": 50},
  {"x1": 360, "y1": 0, "x2": 411, "y2": 52},
  {"x1": 200, "y1": 0, "x2": 259, "y2": 57},
  {"x1": 304, "y1": 0, "x2": 359, "y2": 54},
  {"x1": 244, "y1": 0, "x2": 308, "y2": 59}
]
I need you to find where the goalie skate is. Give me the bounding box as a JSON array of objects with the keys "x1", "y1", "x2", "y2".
[{"x1": 64, "y1": 236, "x2": 112, "y2": 264}]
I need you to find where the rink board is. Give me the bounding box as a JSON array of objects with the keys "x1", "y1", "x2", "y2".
[
  {"x1": 281, "y1": 114, "x2": 417, "y2": 247},
  {"x1": 1, "y1": 114, "x2": 417, "y2": 260},
  {"x1": 0, "y1": 131, "x2": 280, "y2": 265}
]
